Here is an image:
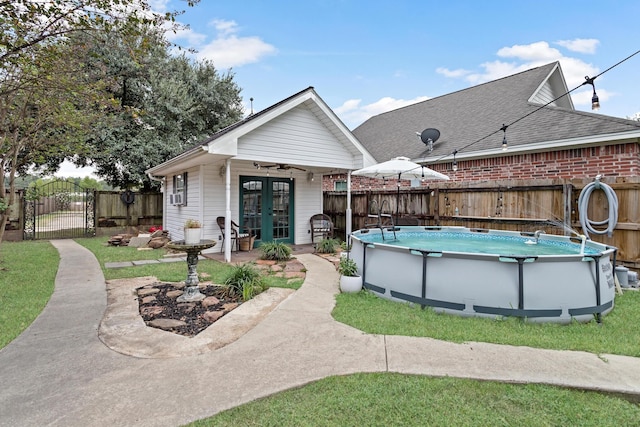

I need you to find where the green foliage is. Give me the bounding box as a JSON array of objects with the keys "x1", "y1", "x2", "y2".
[
  {"x1": 338, "y1": 256, "x2": 359, "y2": 277},
  {"x1": 75, "y1": 28, "x2": 244, "y2": 191},
  {"x1": 316, "y1": 238, "x2": 339, "y2": 254},
  {"x1": 223, "y1": 263, "x2": 268, "y2": 301},
  {"x1": 259, "y1": 242, "x2": 292, "y2": 261},
  {"x1": 0, "y1": 241, "x2": 58, "y2": 349},
  {"x1": 184, "y1": 219, "x2": 201, "y2": 228}
]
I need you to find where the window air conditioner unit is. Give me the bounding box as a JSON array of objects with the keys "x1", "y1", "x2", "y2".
[{"x1": 170, "y1": 193, "x2": 183, "y2": 206}]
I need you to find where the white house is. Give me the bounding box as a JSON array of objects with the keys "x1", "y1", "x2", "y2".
[{"x1": 146, "y1": 87, "x2": 375, "y2": 261}]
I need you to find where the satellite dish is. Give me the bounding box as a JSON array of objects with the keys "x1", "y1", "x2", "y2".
[{"x1": 420, "y1": 128, "x2": 441, "y2": 145}]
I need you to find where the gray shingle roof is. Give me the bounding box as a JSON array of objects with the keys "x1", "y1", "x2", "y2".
[{"x1": 352, "y1": 62, "x2": 640, "y2": 162}]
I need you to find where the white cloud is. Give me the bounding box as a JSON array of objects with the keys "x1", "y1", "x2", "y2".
[
  {"x1": 439, "y1": 40, "x2": 601, "y2": 94},
  {"x1": 147, "y1": 0, "x2": 170, "y2": 12},
  {"x1": 166, "y1": 26, "x2": 207, "y2": 46},
  {"x1": 335, "y1": 96, "x2": 429, "y2": 128},
  {"x1": 196, "y1": 35, "x2": 277, "y2": 68},
  {"x1": 436, "y1": 67, "x2": 471, "y2": 78},
  {"x1": 497, "y1": 41, "x2": 562, "y2": 61},
  {"x1": 572, "y1": 88, "x2": 613, "y2": 108},
  {"x1": 166, "y1": 18, "x2": 277, "y2": 69},
  {"x1": 556, "y1": 38, "x2": 599, "y2": 54}
]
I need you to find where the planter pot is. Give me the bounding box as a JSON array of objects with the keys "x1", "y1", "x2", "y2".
[
  {"x1": 339, "y1": 275, "x2": 362, "y2": 293},
  {"x1": 239, "y1": 235, "x2": 256, "y2": 251},
  {"x1": 184, "y1": 227, "x2": 201, "y2": 245}
]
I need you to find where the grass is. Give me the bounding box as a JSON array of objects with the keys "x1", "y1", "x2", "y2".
[
  {"x1": 0, "y1": 240, "x2": 58, "y2": 349},
  {"x1": 190, "y1": 373, "x2": 640, "y2": 426},
  {"x1": 332, "y1": 290, "x2": 640, "y2": 357},
  {"x1": 4, "y1": 237, "x2": 639, "y2": 425},
  {"x1": 74, "y1": 237, "x2": 304, "y2": 288}
]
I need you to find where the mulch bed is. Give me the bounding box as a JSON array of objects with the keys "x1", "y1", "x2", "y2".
[{"x1": 136, "y1": 283, "x2": 241, "y2": 337}]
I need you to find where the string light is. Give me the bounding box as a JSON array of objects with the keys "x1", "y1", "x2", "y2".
[
  {"x1": 583, "y1": 76, "x2": 600, "y2": 111},
  {"x1": 501, "y1": 124, "x2": 508, "y2": 151},
  {"x1": 452, "y1": 150, "x2": 458, "y2": 172}
]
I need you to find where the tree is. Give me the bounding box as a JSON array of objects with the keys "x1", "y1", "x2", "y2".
[
  {"x1": 0, "y1": 0, "x2": 199, "y2": 243},
  {"x1": 75, "y1": 28, "x2": 244, "y2": 191}
]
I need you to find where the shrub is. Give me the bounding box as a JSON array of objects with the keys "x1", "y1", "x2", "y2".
[
  {"x1": 222, "y1": 263, "x2": 268, "y2": 301},
  {"x1": 316, "y1": 238, "x2": 339, "y2": 254},
  {"x1": 260, "y1": 241, "x2": 292, "y2": 261},
  {"x1": 184, "y1": 219, "x2": 201, "y2": 228},
  {"x1": 338, "y1": 256, "x2": 359, "y2": 277}
]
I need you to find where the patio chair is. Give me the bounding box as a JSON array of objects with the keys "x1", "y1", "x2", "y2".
[
  {"x1": 216, "y1": 216, "x2": 250, "y2": 252},
  {"x1": 310, "y1": 213, "x2": 334, "y2": 244}
]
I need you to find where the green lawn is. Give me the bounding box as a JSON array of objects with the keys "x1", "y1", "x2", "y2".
[
  {"x1": 332, "y1": 289, "x2": 640, "y2": 357},
  {"x1": 74, "y1": 236, "x2": 304, "y2": 286},
  {"x1": 0, "y1": 240, "x2": 58, "y2": 348},
  {"x1": 2, "y1": 238, "x2": 639, "y2": 426},
  {"x1": 191, "y1": 373, "x2": 640, "y2": 427}
]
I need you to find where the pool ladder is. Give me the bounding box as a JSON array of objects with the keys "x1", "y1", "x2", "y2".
[{"x1": 365, "y1": 199, "x2": 397, "y2": 241}]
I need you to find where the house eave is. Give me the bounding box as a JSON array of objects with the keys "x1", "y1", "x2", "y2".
[{"x1": 419, "y1": 130, "x2": 640, "y2": 164}]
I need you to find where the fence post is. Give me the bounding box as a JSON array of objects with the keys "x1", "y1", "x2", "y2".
[{"x1": 563, "y1": 183, "x2": 573, "y2": 236}]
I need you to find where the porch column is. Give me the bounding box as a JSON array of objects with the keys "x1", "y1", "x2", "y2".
[
  {"x1": 224, "y1": 158, "x2": 232, "y2": 263},
  {"x1": 346, "y1": 171, "x2": 352, "y2": 240}
]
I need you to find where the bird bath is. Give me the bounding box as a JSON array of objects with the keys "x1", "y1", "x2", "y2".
[{"x1": 166, "y1": 239, "x2": 216, "y2": 302}]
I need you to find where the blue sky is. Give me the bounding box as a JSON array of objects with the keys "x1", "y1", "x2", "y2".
[
  {"x1": 158, "y1": 0, "x2": 640, "y2": 128},
  {"x1": 59, "y1": 0, "x2": 640, "y2": 176}
]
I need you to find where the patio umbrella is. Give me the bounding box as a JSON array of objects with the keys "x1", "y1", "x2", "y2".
[{"x1": 352, "y1": 156, "x2": 450, "y2": 222}]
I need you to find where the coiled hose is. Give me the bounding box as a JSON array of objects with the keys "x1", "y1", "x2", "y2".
[{"x1": 578, "y1": 177, "x2": 618, "y2": 238}]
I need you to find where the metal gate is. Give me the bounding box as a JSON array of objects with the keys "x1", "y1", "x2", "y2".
[{"x1": 23, "y1": 180, "x2": 95, "y2": 240}]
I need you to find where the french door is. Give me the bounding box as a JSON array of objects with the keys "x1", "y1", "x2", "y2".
[{"x1": 240, "y1": 176, "x2": 294, "y2": 244}]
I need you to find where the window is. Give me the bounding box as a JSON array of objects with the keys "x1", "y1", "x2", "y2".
[
  {"x1": 173, "y1": 172, "x2": 187, "y2": 205},
  {"x1": 334, "y1": 180, "x2": 348, "y2": 191}
]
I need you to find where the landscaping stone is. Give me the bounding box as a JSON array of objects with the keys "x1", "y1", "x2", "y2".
[
  {"x1": 166, "y1": 290, "x2": 183, "y2": 299},
  {"x1": 140, "y1": 306, "x2": 164, "y2": 317},
  {"x1": 202, "y1": 296, "x2": 220, "y2": 308},
  {"x1": 147, "y1": 318, "x2": 187, "y2": 330},
  {"x1": 141, "y1": 296, "x2": 156, "y2": 304},
  {"x1": 128, "y1": 236, "x2": 151, "y2": 248},
  {"x1": 202, "y1": 311, "x2": 223, "y2": 323},
  {"x1": 137, "y1": 288, "x2": 160, "y2": 297},
  {"x1": 148, "y1": 236, "x2": 169, "y2": 249}
]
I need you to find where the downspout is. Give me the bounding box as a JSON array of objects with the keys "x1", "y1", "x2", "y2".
[
  {"x1": 146, "y1": 172, "x2": 166, "y2": 230},
  {"x1": 346, "y1": 171, "x2": 352, "y2": 240},
  {"x1": 224, "y1": 158, "x2": 232, "y2": 263}
]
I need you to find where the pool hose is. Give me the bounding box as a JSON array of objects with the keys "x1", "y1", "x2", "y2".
[{"x1": 578, "y1": 176, "x2": 618, "y2": 239}]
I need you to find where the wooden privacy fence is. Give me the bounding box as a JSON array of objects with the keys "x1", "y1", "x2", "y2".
[
  {"x1": 95, "y1": 191, "x2": 163, "y2": 228},
  {"x1": 323, "y1": 177, "x2": 640, "y2": 270}
]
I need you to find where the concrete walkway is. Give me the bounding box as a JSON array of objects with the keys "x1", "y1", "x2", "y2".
[{"x1": 1, "y1": 240, "x2": 640, "y2": 426}]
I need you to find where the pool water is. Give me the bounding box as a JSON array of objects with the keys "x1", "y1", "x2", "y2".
[{"x1": 357, "y1": 231, "x2": 597, "y2": 256}]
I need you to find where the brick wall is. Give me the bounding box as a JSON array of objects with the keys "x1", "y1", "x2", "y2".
[{"x1": 323, "y1": 142, "x2": 640, "y2": 190}]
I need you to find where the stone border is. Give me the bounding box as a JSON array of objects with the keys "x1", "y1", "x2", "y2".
[{"x1": 99, "y1": 276, "x2": 295, "y2": 359}]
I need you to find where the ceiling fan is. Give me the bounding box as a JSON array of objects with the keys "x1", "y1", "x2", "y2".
[{"x1": 253, "y1": 162, "x2": 306, "y2": 171}]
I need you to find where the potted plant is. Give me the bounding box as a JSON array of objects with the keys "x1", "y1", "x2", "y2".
[
  {"x1": 183, "y1": 219, "x2": 202, "y2": 244},
  {"x1": 338, "y1": 256, "x2": 362, "y2": 293}
]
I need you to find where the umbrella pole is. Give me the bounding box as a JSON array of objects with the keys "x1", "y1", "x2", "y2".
[{"x1": 396, "y1": 173, "x2": 400, "y2": 224}]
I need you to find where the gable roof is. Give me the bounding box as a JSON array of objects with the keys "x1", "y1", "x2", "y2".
[
  {"x1": 352, "y1": 62, "x2": 640, "y2": 163},
  {"x1": 147, "y1": 87, "x2": 375, "y2": 176}
]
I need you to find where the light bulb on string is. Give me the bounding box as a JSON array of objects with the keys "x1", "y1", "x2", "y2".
[
  {"x1": 452, "y1": 150, "x2": 458, "y2": 172},
  {"x1": 500, "y1": 124, "x2": 508, "y2": 151},
  {"x1": 583, "y1": 75, "x2": 600, "y2": 111}
]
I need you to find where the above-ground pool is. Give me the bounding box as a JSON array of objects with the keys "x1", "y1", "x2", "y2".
[{"x1": 350, "y1": 226, "x2": 617, "y2": 323}]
